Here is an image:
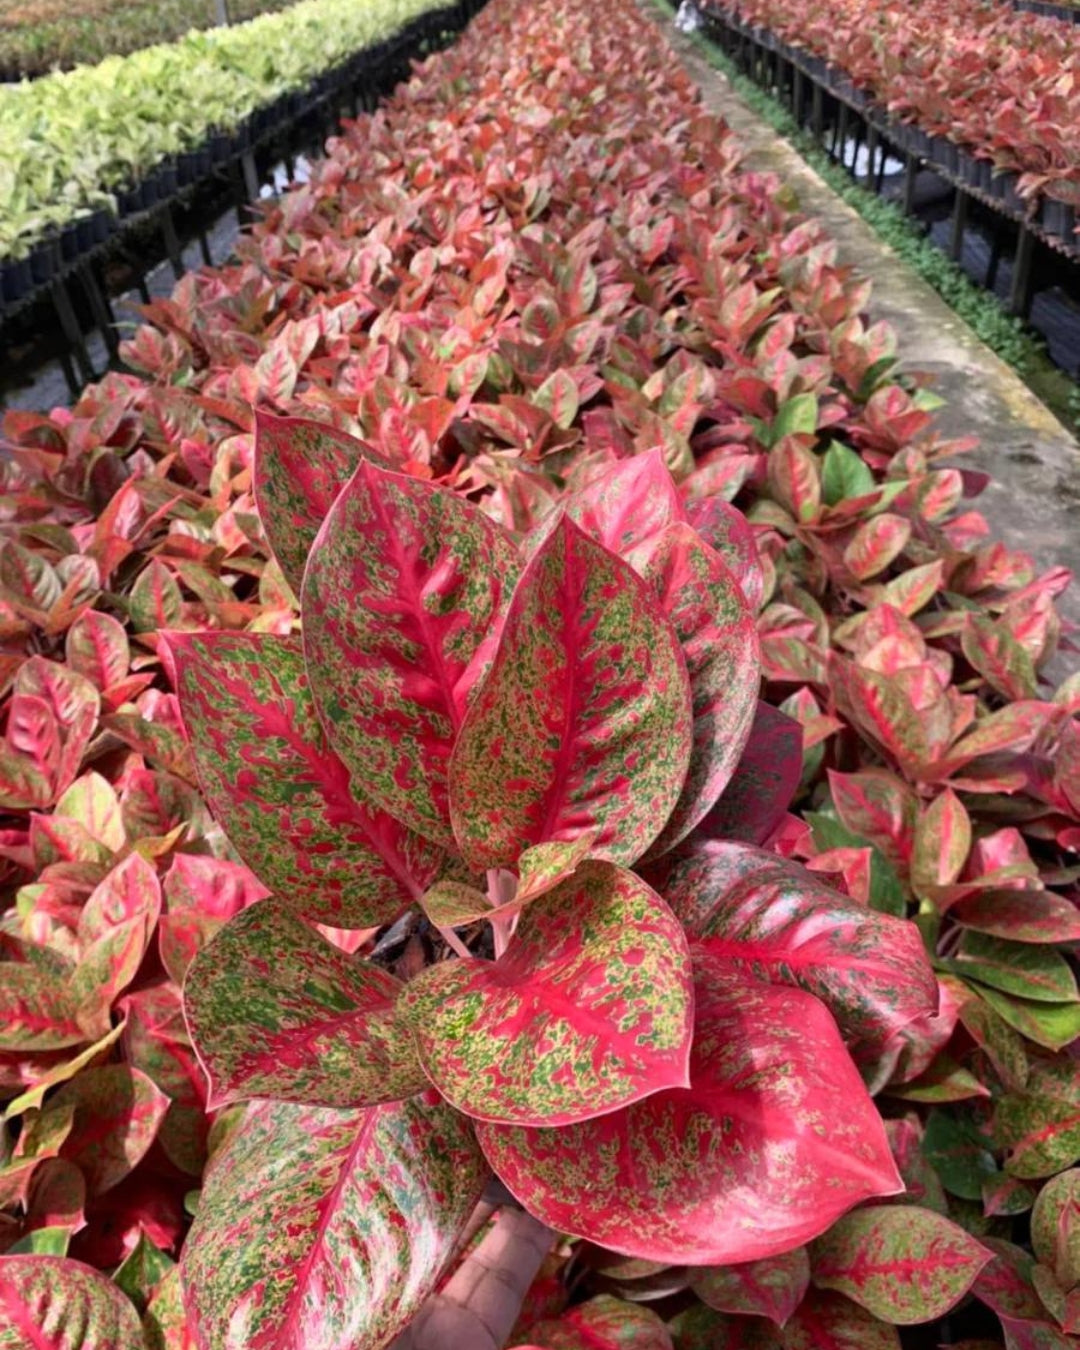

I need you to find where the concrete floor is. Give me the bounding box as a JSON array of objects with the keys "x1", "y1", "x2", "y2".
[{"x1": 660, "y1": 7, "x2": 1080, "y2": 665}]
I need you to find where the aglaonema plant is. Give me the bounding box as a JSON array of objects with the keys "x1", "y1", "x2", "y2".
[{"x1": 166, "y1": 416, "x2": 941, "y2": 1350}]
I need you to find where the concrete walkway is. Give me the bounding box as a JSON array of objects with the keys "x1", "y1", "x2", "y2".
[{"x1": 658, "y1": 7, "x2": 1080, "y2": 657}]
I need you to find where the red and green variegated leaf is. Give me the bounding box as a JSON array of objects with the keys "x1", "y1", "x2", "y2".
[
  {"x1": 180, "y1": 1095, "x2": 488, "y2": 1350},
  {"x1": 121, "y1": 984, "x2": 207, "y2": 1177},
  {"x1": 184, "y1": 900, "x2": 425, "y2": 1110},
  {"x1": 398, "y1": 861, "x2": 692, "y2": 1126},
  {"x1": 521, "y1": 1294, "x2": 672, "y2": 1349},
  {"x1": 687, "y1": 701, "x2": 802, "y2": 847},
  {"x1": 1031, "y1": 1169, "x2": 1080, "y2": 1289},
  {"x1": 53, "y1": 1066, "x2": 169, "y2": 1195},
  {"x1": 144, "y1": 1268, "x2": 196, "y2": 1350},
  {"x1": 809, "y1": 1205, "x2": 990, "y2": 1323},
  {"x1": 66, "y1": 611, "x2": 130, "y2": 694},
  {"x1": 0, "y1": 1102, "x2": 74, "y2": 1208},
  {"x1": 566, "y1": 450, "x2": 683, "y2": 561},
  {"x1": 0, "y1": 1255, "x2": 146, "y2": 1348},
  {"x1": 969, "y1": 1240, "x2": 1045, "y2": 1324},
  {"x1": 951, "y1": 890, "x2": 1080, "y2": 944},
  {"x1": 79, "y1": 853, "x2": 161, "y2": 946},
  {"x1": 974, "y1": 985, "x2": 1080, "y2": 1053},
  {"x1": 843, "y1": 514, "x2": 911, "y2": 581},
  {"x1": 421, "y1": 835, "x2": 600, "y2": 928},
  {"x1": 302, "y1": 461, "x2": 521, "y2": 848},
  {"x1": 659, "y1": 841, "x2": 938, "y2": 1049},
  {"x1": 475, "y1": 952, "x2": 900, "y2": 1263},
  {"x1": 962, "y1": 617, "x2": 1038, "y2": 702},
  {"x1": 688, "y1": 1248, "x2": 809, "y2": 1326},
  {"x1": 783, "y1": 1289, "x2": 901, "y2": 1349},
  {"x1": 911, "y1": 789, "x2": 971, "y2": 900},
  {"x1": 827, "y1": 769, "x2": 917, "y2": 869},
  {"x1": 667, "y1": 1305, "x2": 783, "y2": 1349},
  {"x1": 253, "y1": 412, "x2": 387, "y2": 594},
  {"x1": 419, "y1": 877, "x2": 492, "y2": 927},
  {"x1": 169, "y1": 631, "x2": 442, "y2": 926},
  {"x1": 996, "y1": 1062, "x2": 1080, "y2": 1178},
  {"x1": 160, "y1": 854, "x2": 269, "y2": 985},
  {"x1": 683, "y1": 495, "x2": 764, "y2": 612},
  {"x1": 640, "y1": 524, "x2": 758, "y2": 858},
  {"x1": 0, "y1": 946, "x2": 84, "y2": 1051},
  {"x1": 450, "y1": 515, "x2": 692, "y2": 870}
]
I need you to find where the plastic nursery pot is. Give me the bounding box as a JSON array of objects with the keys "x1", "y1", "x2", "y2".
[
  {"x1": 90, "y1": 207, "x2": 112, "y2": 244},
  {"x1": 117, "y1": 184, "x2": 142, "y2": 217},
  {"x1": 28, "y1": 235, "x2": 60, "y2": 285},
  {"x1": 59, "y1": 220, "x2": 82, "y2": 263},
  {"x1": 209, "y1": 132, "x2": 232, "y2": 165},
  {"x1": 0, "y1": 256, "x2": 32, "y2": 305},
  {"x1": 75, "y1": 216, "x2": 96, "y2": 252},
  {"x1": 1041, "y1": 198, "x2": 1077, "y2": 244},
  {"x1": 157, "y1": 159, "x2": 179, "y2": 197},
  {"x1": 976, "y1": 159, "x2": 994, "y2": 192}
]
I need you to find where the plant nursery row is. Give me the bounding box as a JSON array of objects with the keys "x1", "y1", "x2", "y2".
[
  {"x1": 2, "y1": 0, "x2": 1080, "y2": 1345},
  {"x1": 701, "y1": 0, "x2": 1080, "y2": 220},
  {"x1": 0, "y1": 0, "x2": 299, "y2": 81},
  {"x1": 0, "y1": 0, "x2": 448, "y2": 270}
]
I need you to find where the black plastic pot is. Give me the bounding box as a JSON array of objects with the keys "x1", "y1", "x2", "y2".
[
  {"x1": 59, "y1": 220, "x2": 81, "y2": 262},
  {"x1": 0, "y1": 256, "x2": 32, "y2": 304},
  {"x1": 75, "y1": 216, "x2": 96, "y2": 252},
  {"x1": 29, "y1": 235, "x2": 60, "y2": 284},
  {"x1": 156, "y1": 159, "x2": 179, "y2": 197},
  {"x1": 117, "y1": 184, "x2": 142, "y2": 217},
  {"x1": 210, "y1": 131, "x2": 232, "y2": 164},
  {"x1": 1042, "y1": 198, "x2": 1077, "y2": 245},
  {"x1": 91, "y1": 207, "x2": 112, "y2": 243}
]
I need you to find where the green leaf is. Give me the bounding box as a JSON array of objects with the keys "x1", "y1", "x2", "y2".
[
  {"x1": 922, "y1": 1107, "x2": 998, "y2": 1201},
  {"x1": 773, "y1": 392, "x2": 819, "y2": 441},
  {"x1": 688, "y1": 1248, "x2": 809, "y2": 1326},
  {"x1": 941, "y1": 934, "x2": 1079, "y2": 1003},
  {"x1": 809, "y1": 1204, "x2": 990, "y2": 1323},
  {"x1": 6, "y1": 1226, "x2": 70, "y2": 1255},
  {"x1": 181, "y1": 1096, "x2": 488, "y2": 1350},
  {"x1": 968, "y1": 984, "x2": 1080, "y2": 1052},
  {"x1": 184, "y1": 900, "x2": 425, "y2": 1110},
  {"x1": 822, "y1": 442, "x2": 875, "y2": 506},
  {"x1": 113, "y1": 1230, "x2": 175, "y2": 1315}
]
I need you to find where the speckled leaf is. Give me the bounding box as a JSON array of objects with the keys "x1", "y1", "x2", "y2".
[
  {"x1": 809, "y1": 1204, "x2": 990, "y2": 1323},
  {"x1": 1031, "y1": 1169, "x2": 1080, "y2": 1289},
  {"x1": 170, "y1": 631, "x2": 442, "y2": 926},
  {"x1": 783, "y1": 1289, "x2": 901, "y2": 1349},
  {"x1": 398, "y1": 861, "x2": 692, "y2": 1126},
  {"x1": 683, "y1": 495, "x2": 765, "y2": 611},
  {"x1": 144, "y1": 1268, "x2": 196, "y2": 1350},
  {"x1": 0, "y1": 946, "x2": 84, "y2": 1051},
  {"x1": 843, "y1": 514, "x2": 911, "y2": 581},
  {"x1": 180, "y1": 1095, "x2": 488, "y2": 1350},
  {"x1": 566, "y1": 450, "x2": 683, "y2": 561},
  {"x1": 121, "y1": 983, "x2": 207, "y2": 1176},
  {"x1": 951, "y1": 890, "x2": 1080, "y2": 944},
  {"x1": 302, "y1": 461, "x2": 521, "y2": 848},
  {"x1": 688, "y1": 701, "x2": 801, "y2": 847},
  {"x1": 53, "y1": 1066, "x2": 169, "y2": 1194},
  {"x1": 0, "y1": 1255, "x2": 146, "y2": 1348},
  {"x1": 640, "y1": 524, "x2": 758, "y2": 858},
  {"x1": 184, "y1": 900, "x2": 425, "y2": 1109},
  {"x1": 688, "y1": 1248, "x2": 809, "y2": 1326},
  {"x1": 476, "y1": 953, "x2": 901, "y2": 1263},
  {"x1": 450, "y1": 515, "x2": 692, "y2": 869},
  {"x1": 996, "y1": 1062, "x2": 1080, "y2": 1178},
  {"x1": 253, "y1": 412, "x2": 386, "y2": 593},
  {"x1": 660, "y1": 841, "x2": 938, "y2": 1050},
  {"x1": 522, "y1": 1294, "x2": 672, "y2": 1348},
  {"x1": 421, "y1": 835, "x2": 599, "y2": 928},
  {"x1": 159, "y1": 854, "x2": 270, "y2": 985}
]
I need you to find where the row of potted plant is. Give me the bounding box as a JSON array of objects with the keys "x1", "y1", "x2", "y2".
[
  {"x1": 699, "y1": 0, "x2": 1080, "y2": 225},
  {"x1": 1, "y1": 0, "x2": 1079, "y2": 1343},
  {"x1": 0, "y1": 0, "x2": 299, "y2": 82},
  {"x1": 0, "y1": 0, "x2": 450, "y2": 274}
]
